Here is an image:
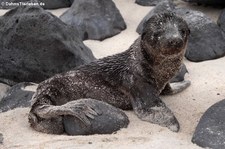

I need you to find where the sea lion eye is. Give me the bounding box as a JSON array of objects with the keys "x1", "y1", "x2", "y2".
[
  {"x1": 187, "y1": 28, "x2": 190, "y2": 35},
  {"x1": 153, "y1": 32, "x2": 160, "y2": 39},
  {"x1": 180, "y1": 29, "x2": 186, "y2": 37}
]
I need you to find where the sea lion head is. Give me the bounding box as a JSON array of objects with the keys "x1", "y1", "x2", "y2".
[{"x1": 141, "y1": 12, "x2": 190, "y2": 61}]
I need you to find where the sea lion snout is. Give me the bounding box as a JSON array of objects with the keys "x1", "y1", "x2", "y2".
[
  {"x1": 164, "y1": 34, "x2": 184, "y2": 54},
  {"x1": 155, "y1": 29, "x2": 185, "y2": 56},
  {"x1": 161, "y1": 22, "x2": 186, "y2": 54},
  {"x1": 168, "y1": 36, "x2": 183, "y2": 48}
]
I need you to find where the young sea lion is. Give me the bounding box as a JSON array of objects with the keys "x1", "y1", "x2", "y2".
[{"x1": 28, "y1": 12, "x2": 190, "y2": 135}]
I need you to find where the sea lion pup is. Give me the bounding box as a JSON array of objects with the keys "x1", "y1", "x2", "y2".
[{"x1": 28, "y1": 12, "x2": 190, "y2": 135}]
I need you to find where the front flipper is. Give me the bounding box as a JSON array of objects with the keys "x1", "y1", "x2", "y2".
[
  {"x1": 132, "y1": 94, "x2": 180, "y2": 132},
  {"x1": 130, "y1": 80, "x2": 179, "y2": 132},
  {"x1": 161, "y1": 80, "x2": 191, "y2": 95}
]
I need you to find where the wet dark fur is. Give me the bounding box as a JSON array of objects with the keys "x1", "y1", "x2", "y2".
[{"x1": 29, "y1": 13, "x2": 190, "y2": 134}]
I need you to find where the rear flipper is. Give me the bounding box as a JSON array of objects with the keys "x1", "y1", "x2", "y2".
[
  {"x1": 63, "y1": 99, "x2": 129, "y2": 135},
  {"x1": 29, "y1": 98, "x2": 129, "y2": 135},
  {"x1": 28, "y1": 99, "x2": 99, "y2": 134},
  {"x1": 161, "y1": 80, "x2": 191, "y2": 95}
]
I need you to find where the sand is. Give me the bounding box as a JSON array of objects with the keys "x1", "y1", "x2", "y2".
[{"x1": 0, "y1": 0, "x2": 225, "y2": 148}]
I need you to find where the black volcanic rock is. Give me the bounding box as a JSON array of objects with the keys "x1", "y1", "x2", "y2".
[
  {"x1": 63, "y1": 99, "x2": 129, "y2": 135},
  {"x1": 0, "y1": 6, "x2": 95, "y2": 85},
  {"x1": 135, "y1": 0, "x2": 170, "y2": 6},
  {"x1": 0, "y1": 83, "x2": 10, "y2": 102},
  {"x1": 0, "y1": 133, "x2": 3, "y2": 144},
  {"x1": 0, "y1": 0, "x2": 72, "y2": 9},
  {"x1": 136, "y1": 0, "x2": 175, "y2": 34},
  {"x1": 0, "y1": 82, "x2": 36, "y2": 113},
  {"x1": 192, "y1": 99, "x2": 225, "y2": 149},
  {"x1": 218, "y1": 8, "x2": 225, "y2": 32},
  {"x1": 175, "y1": 8, "x2": 225, "y2": 62},
  {"x1": 60, "y1": 0, "x2": 126, "y2": 41},
  {"x1": 182, "y1": 0, "x2": 225, "y2": 6}
]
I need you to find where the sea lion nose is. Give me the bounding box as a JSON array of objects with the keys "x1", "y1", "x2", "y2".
[{"x1": 168, "y1": 35, "x2": 183, "y2": 49}]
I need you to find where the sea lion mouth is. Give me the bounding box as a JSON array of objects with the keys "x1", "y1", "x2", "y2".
[
  {"x1": 155, "y1": 40, "x2": 185, "y2": 57},
  {"x1": 161, "y1": 43, "x2": 185, "y2": 56},
  {"x1": 159, "y1": 28, "x2": 185, "y2": 55}
]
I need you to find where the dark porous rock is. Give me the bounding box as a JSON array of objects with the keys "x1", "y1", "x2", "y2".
[
  {"x1": 0, "y1": 6, "x2": 95, "y2": 85},
  {"x1": 175, "y1": 8, "x2": 225, "y2": 62},
  {"x1": 0, "y1": 82, "x2": 37, "y2": 112},
  {"x1": 0, "y1": 83, "x2": 10, "y2": 102},
  {"x1": 60, "y1": 0, "x2": 126, "y2": 41},
  {"x1": 63, "y1": 99, "x2": 129, "y2": 135},
  {"x1": 0, "y1": 0, "x2": 72, "y2": 9},
  {"x1": 136, "y1": 0, "x2": 175, "y2": 34},
  {"x1": 135, "y1": 0, "x2": 171, "y2": 6},
  {"x1": 182, "y1": 0, "x2": 225, "y2": 6},
  {"x1": 171, "y1": 64, "x2": 188, "y2": 83},
  {"x1": 69, "y1": 0, "x2": 74, "y2": 4},
  {"x1": 0, "y1": 133, "x2": 3, "y2": 144},
  {"x1": 192, "y1": 99, "x2": 225, "y2": 149},
  {"x1": 218, "y1": 9, "x2": 225, "y2": 32}
]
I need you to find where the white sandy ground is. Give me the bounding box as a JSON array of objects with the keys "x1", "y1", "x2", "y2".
[{"x1": 0, "y1": 0, "x2": 225, "y2": 148}]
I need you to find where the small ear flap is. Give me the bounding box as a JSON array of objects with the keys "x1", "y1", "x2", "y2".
[
  {"x1": 141, "y1": 20, "x2": 149, "y2": 40},
  {"x1": 141, "y1": 32, "x2": 146, "y2": 40},
  {"x1": 187, "y1": 28, "x2": 191, "y2": 35}
]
